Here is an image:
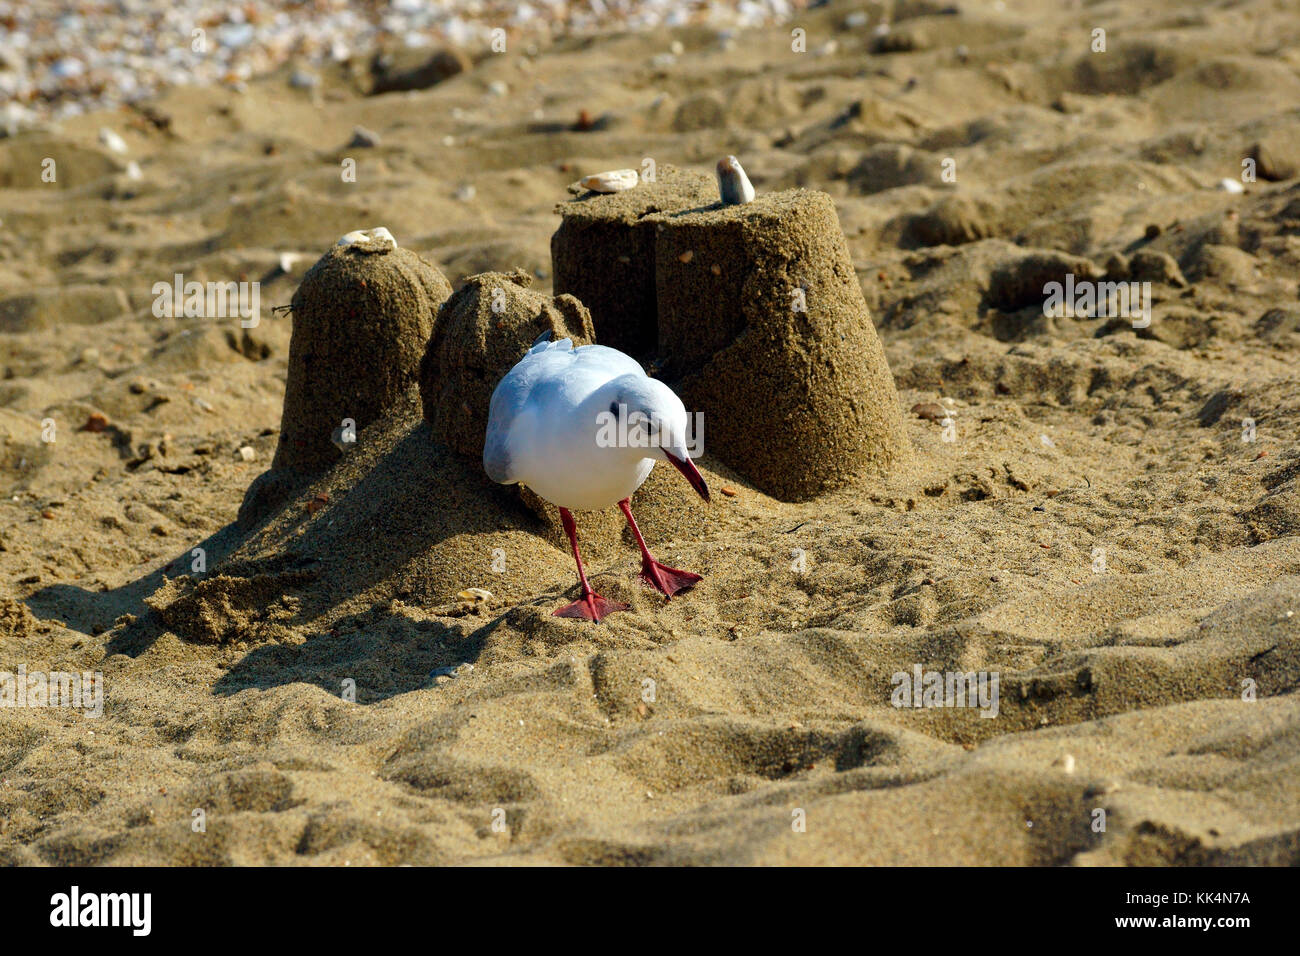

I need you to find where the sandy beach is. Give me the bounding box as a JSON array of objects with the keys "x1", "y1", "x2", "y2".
[{"x1": 2, "y1": 0, "x2": 1299, "y2": 865}]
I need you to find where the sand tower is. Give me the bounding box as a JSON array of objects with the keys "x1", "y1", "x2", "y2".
[
  {"x1": 239, "y1": 230, "x2": 452, "y2": 529},
  {"x1": 552, "y1": 178, "x2": 908, "y2": 501},
  {"x1": 551, "y1": 165, "x2": 716, "y2": 357},
  {"x1": 272, "y1": 230, "x2": 452, "y2": 471}
]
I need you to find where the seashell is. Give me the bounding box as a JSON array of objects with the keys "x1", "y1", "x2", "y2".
[
  {"x1": 337, "y1": 227, "x2": 397, "y2": 250},
  {"x1": 580, "y1": 168, "x2": 639, "y2": 193},
  {"x1": 98, "y1": 127, "x2": 128, "y2": 154},
  {"x1": 1216, "y1": 178, "x2": 1244, "y2": 194},
  {"x1": 457, "y1": 588, "x2": 492, "y2": 603},
  {"x1": 716, "y1": 155, "x2": 755, "y2": 205}
]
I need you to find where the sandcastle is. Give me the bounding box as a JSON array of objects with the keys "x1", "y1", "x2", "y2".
[
  {"x1": 551, "y1": 165, "x2": 716, "y2": 356},
  {"x1": 274, "y1": 229, "x2": 452, "y2": 471},
  {"x1": 239, "y1": 229, "x2": 452, "y2": 527},
  {"x1": 419, "y1": 269, "x2": 594, "y2": 459},
  {"x1": 552, "y1": 171, "x2": 908, "y2": 501}
]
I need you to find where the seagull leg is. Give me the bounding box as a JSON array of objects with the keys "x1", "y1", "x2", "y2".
[
  {"x1": 618, "y1": 498, "x2": 703, "y2": 598},
  {"x1": 553, "y1": 507, "x2": 628, "y2": 623}
]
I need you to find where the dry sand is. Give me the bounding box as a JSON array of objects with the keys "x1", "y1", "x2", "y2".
[{"x1": 2, "y1": 0, "x2": 1300, "y2": 865}]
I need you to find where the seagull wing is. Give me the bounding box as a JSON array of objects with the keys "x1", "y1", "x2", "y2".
[{"x1": 483, "y1": 340, "x2": 649, "y2": 485}]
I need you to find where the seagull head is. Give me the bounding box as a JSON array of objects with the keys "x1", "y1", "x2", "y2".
[{"x1": 598, "y1": 375, "x2": 710, "y2": 503}]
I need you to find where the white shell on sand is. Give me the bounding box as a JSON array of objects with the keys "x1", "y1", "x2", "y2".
[
  {"x1": 716, "y1": 155, "x2": 755, "y2": 205},
  {"x1": 580, "y1": 168, "x2": 639, "y2": 193},
  {"x1": 1217, "y1": 178, "x2": 1245, "y2": 194},
  {"x1": 337, "y1": 227, "x2": 398, "y2": 249},
  {"x1": 98, "y1": 127, "x2": 128, "y2": 154}
]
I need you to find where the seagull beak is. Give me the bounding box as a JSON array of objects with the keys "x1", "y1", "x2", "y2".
[{"x1": 663, "y1": 450, "x2": 710, "y2": 502}]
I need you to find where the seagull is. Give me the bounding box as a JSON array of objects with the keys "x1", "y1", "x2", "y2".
[{"x1": 484, "y1": 333, "x2": 709, "y2": 623}]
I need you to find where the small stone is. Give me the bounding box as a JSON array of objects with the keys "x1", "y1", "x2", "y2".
[
  {"x1": 82, "y1": 412, "x2": 109, "y2": 433},
  {"x1": 98, "y1": 127, "x2": 128, "y2": 154},
  {"x1": 716, "y1": 155, "x2": 756, "y2": 205},
  {"x1": 236, "y1": 445, "x2": 256, "y2": 461},
  {"x1": 720, "y1": 486, "x2": 739, "y2": 497},
  {"x1": 911, "y1": 402, "x2": 946, "y2": 421},
  {"x1": 1053, "y1": 754, "x2": 1076, "y2": 774},
  {"x1": 347, "y1": 126, "x2": 380, "y2": 148},
  {"x1": 678, "y1": 250, "x2": 694, "y2": 264}
]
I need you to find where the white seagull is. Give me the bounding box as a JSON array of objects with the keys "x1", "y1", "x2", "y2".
[{"x1": 484, "y1": 333, "x2": 709, "y2": 623}]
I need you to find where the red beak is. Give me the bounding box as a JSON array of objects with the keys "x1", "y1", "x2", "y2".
[{"x1": 663, "y1": 450, "x2": 710, "y2": 502}]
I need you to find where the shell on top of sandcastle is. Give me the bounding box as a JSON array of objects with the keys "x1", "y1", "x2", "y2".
[
  {"x1": 551, "y1": 164, "x2": 716, "y2": 357},
  {"x1": 272, "y1": 228, "x2": 453, "y2": 472},
  {"x1": 419, "y1": 269, "x2": 595, "y2": 460},
  {"x1": 552, "y1": 175, "x2": 908, "y2": 502}
]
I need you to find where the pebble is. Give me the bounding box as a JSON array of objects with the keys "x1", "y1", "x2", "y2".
[
  {"x1": 97, "y1": 127, "x2": 128, "y2": 154},
  {"x1": 236, "y1": 445, "x2": 256, "y2": 461},
  {"x1": 346, "y1": 126, "x2": 380, "y2": 148},
  {"x1": 716, "y1": 155, "x2": 756, "y2": 205},
  {"x1": 82, "y1": 412, "x2": 109, "y2": 433}
]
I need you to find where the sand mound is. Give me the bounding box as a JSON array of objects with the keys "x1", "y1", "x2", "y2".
[
  {"x1": 419, "y1": 269, "x2": 594, "y2": 460},
  {"x1": 273, "y1": 235, "x2": 452, "y2": 473},
  {"x1": 647, "y1": 188, "x2": 909, "y2": 500}
]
